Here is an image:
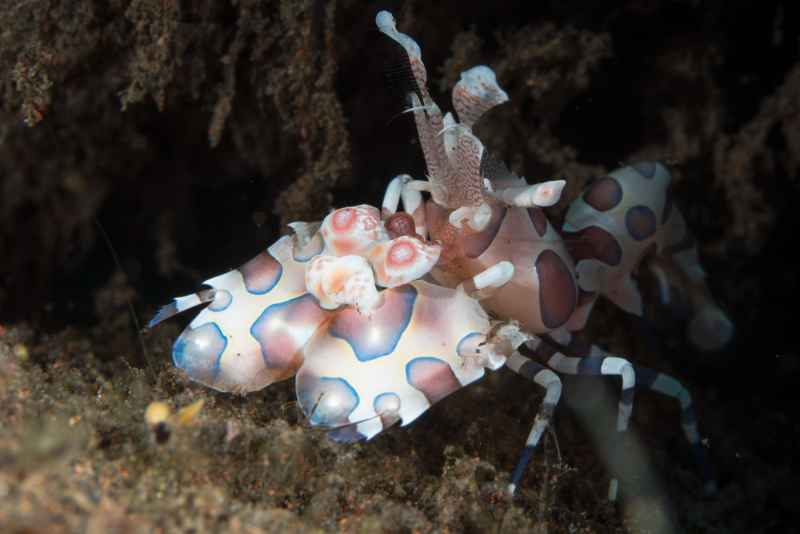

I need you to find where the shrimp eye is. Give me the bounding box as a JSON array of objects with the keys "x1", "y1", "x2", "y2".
[{"x1": 386, "y1": 212, "x2": 416, "y2": 238}]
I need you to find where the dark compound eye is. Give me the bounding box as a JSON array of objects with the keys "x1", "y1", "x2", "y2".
[{"x1": 386, "y1": 212, "x2": 416, "y2": 238}]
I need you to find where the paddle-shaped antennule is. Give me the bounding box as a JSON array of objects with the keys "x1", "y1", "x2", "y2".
[
  {"x1": 452, "y1": 66, "x2": 509, "y2": 129},
  {"x1": 376, "y1": 10, "x2": 490, "y2": 210}
]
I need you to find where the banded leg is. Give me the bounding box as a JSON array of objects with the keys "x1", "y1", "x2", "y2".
[
  {"x1": 635, "y1": 365, "x2": 717, "y2": 495},
  {"x1": 504, "y1": 351, "x2": 562, "y2": 495},
  {"x1": 528, "y1": 334, "x2": 636, "y2": 501}
]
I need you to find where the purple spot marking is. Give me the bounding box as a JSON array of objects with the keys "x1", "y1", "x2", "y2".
[
  {"x1": 630, "y1": 161, "x2": 656, "y2": 178},
  {"x1": 239, "y1": 251, "x2": 283, "y2": 294},
  {"x1": 329, "y1": 285, "x2": 416, "y2": 362},
  {"x1": 208, "y1": 289, "x2": 232, "y2": 311},
  {"x1": 374, "y1": 392, "x2": 402, "y2": 430},
  {"x1": 251, "y1": 293, "x2": 331, "y2": 371},
  {"x1": 173, "y1": 322, "x2": 227, "y2": 383},
  {"x1": 294, "y1": 235, "x2": 324, "y2": 262},
  {"x1": 527, "y1": 208, "x2": 548, "y2": 237},
  {"x1": 456, "y1": 332, "x2": 485, "y2": 357},
  {"x1": 564, "y1": 226, "x2": 622, "y2": 266},
  {"x1": 296, "y1": 372, "x2": 359, "y2": 427},
  {"x1": 406, "y1": 357, "x2": 461, "y2": 405},
  {"x1": 584, "y1": 176, "x2": 623, "y2": 212},
  {"x1": 373, "y1": 392, "x2": 401, "y2": 413},
  {"x1": 626, "y1": 205, "x2": 657, "y2": 241},
  {"x1": 536, "y1": 250, "x2": 577, "y2": 329}
]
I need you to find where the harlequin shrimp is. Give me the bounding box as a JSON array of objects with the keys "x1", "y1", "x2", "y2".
[
  {"x1": 149, "y1": 9, "x2": 733, "y2": 502},
  {"x1": 149, "y1": 203, "x2": 547, "y2": 448},
  {"x1": 374, "y1": 10, "x2": 732, "y2": 497}
]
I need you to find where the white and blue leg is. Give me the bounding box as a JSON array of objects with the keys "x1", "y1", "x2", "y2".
[
  {"x1": 504, "y1": 350, "x2": 563, "y2": 495},
  {"x1": 528, "y1": 333, "x2": 636, "y2": 501},
  {"x1": 634, "y1": 364, "x2": 717, "y2": 495}
]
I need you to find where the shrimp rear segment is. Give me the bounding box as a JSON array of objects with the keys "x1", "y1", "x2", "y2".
[
  {"x1": 146, "y1": 10, "x2": 731, "y2": 504},
  {"x1": 159, "y1": 235, "x2": 333, "y2": 393},
  {"x1": 563, "y1": 162, "x2": 672, "y2": 316},
  {"x1": 295, "y1": 280, "x2": 503, "y2": 441},
  {"x1": 563, "y1": 162, "x2": 733, "y2": 349}
]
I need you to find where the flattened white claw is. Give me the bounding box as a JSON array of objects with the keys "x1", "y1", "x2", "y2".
[{"x1": 367, "y1": 235, "x2": 441, "y2": 287}]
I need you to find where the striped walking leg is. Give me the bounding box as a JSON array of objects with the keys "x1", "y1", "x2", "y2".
[
  {"x1": 527, "y1": 335, "x2": 636, "y2": 501},
  {"x1": 504, "y1": 351, "x2": 562, "y2": 495},
  {"x1": 634, "y1": 365, "x2": 717, "y2": 495}
]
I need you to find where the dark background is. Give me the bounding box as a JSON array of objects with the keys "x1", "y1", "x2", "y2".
[{"x1": 1, "y1": 1, "x2": 798, "y2": 532}]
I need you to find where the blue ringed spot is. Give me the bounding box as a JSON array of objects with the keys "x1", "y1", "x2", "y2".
[
  {"x1": 238, "y1": 251, "x2": 283, "y2": 294},
  {"x1": 584, "y1": 177, "x2": 623, "y2": 212},
  {"x1": 293, "y1": 236, "x2": 324, "y2": 262},
  {"x1": 630, "y1": 161, "x2": 656, "y2": 178},
  {"x1": 456, "y1": 332, "x2": 485, "y2": 358},
  {"x1": 406, "y1": 356, "x2": 461, "y2": 405},
  {"x1": 330, "y1": 285, "x2": 417, "y2": 362},
  {"x1": 296, "y1": 374, "x2": 360, "y2": 427},
  {"x1": 625, "y1": 205, "x2": 657, "y2": 241},
  {"x1": 250, "y1": 293, "x2": 331, "y2": 371},
  {"x1": 208, "y1": 289, "x2": 232, "y2": 311},
  {"x1": 373, "y1": 392, "x2": 401, "y2": 414},
  {"x1": 172, "y1": 322, "x2": 227, "y2": 383}
]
